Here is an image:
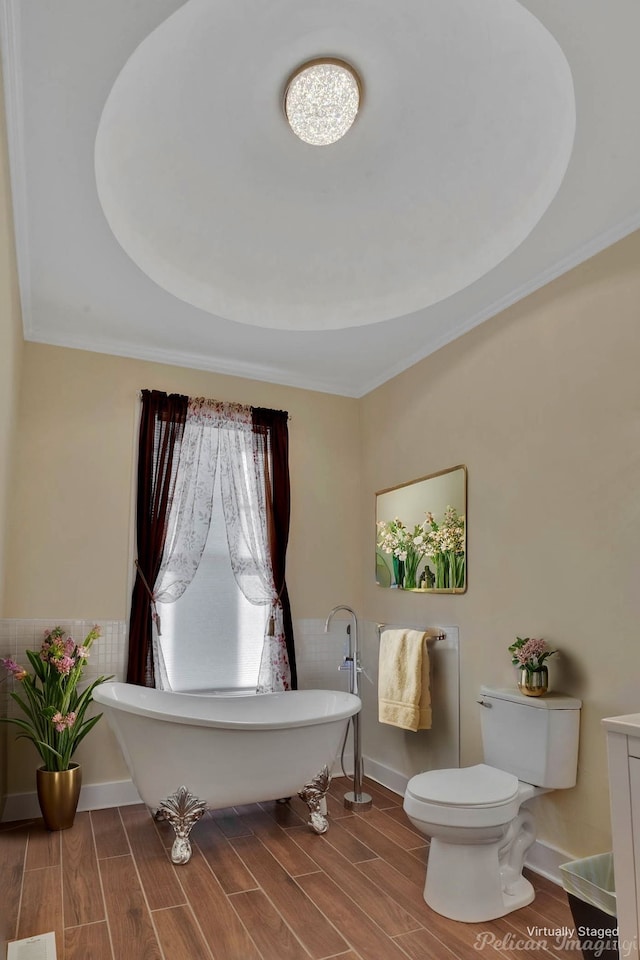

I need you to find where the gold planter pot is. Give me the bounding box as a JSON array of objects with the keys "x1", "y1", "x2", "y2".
[
  {"x1": 517, "y1": 666, "x2": 548, "y2": 697},
  {"x1": 36, "y1": 762, "x2": 82, "y2": 830}
]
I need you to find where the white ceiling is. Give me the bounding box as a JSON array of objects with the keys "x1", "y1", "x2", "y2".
[{"x1": 2, "y1": 0, "x2": 639, "y2": 397}]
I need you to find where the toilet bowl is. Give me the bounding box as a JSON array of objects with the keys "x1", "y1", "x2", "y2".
[
  {"x1": 404, "y1": 764, "x2": 543, "y2": 921},
  {"x1": 403, "y1": 686, "x2": 581, "y2": 922}
]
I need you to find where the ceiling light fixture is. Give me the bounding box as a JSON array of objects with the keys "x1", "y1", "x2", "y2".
[{"x1": 284, "y1": 58, "x2": 361, "y2": 146}]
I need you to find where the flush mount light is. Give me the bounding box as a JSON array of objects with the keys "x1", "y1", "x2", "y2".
[{"x1": 284, "y1": 58, "x2": 361, "y2": 146}]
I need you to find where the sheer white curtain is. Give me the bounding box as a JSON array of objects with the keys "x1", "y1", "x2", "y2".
[
  {"x1": 151, "y1": 398, "x2": 291, "y2": 693},
  {"x1": 219, "y1": 417, "x2": 290, "y2": 692}
]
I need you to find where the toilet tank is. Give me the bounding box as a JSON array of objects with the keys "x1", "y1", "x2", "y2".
[{"x1": 479, "y1": 686, "x2": 581, "y2": 788}]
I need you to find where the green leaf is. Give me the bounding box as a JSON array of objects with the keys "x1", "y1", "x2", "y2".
[
  {"x1": 25, "y1": 648, "x2": 46, "y2": 681},
  {"x1": 70, "y1": 713, "x2": 103, "y2": 752}
]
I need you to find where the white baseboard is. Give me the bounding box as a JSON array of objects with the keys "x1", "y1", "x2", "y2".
[
  {"x1": 1, "y1": 757, "x2": 397, "y2": 821},
  {"x1": 1, "y1": 762, "x2": 569, "y2": 890},
  {"x1": 363, "y1": 754, "x2": 409, "y2": 797},
  {"x1": 3, "y1": 761, "x2": 360, "y2": 822},
  {"x1": 524, "y1": 837, "x2": 574, "y2": 888},
  {"x1": 1, "y1": 778, "x2": 142, "y2": 822}
]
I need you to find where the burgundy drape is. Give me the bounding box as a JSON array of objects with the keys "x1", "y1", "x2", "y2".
[
  {"x1": 252, "y1": 407, "x2": 297, "y2": 689},
  {"x1": 127, "y1": 390, "x2": 188, "y2": 686}
]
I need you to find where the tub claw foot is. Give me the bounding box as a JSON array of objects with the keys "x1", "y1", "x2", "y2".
[
  {"x1": 156, "y1": 786, "x2": 207, "y2": 864},
  {"x1": 298, "y1": 765, "x2": 331, "y2": 835}
]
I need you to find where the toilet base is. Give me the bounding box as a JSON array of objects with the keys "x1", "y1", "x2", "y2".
[{"x1": 424, "y1": 834, "x2": 535, "y2": 922}]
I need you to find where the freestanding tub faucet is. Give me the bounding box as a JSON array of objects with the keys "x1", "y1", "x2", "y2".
[{"x1": 325, "y1": 605, "x2": 373, "y2": 811}]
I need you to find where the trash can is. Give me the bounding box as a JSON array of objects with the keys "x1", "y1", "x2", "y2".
[{"x1": 559, "y1": 853, "x2": 618, "y2": 960}]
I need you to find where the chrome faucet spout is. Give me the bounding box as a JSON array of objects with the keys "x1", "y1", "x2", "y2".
[
  {"x1": 324, "y1": 605, "x2": 359, "y2": 694},
  {"x1": 324, "y1": 604, "x2": 358, "y2": 634}
]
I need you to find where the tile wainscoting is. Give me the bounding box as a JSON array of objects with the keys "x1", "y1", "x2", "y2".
[
  {"x1": 0, "y1": 617, "x2": 358, "y2": 820},
  {"x1": 0, "y1": 619, "x2": 128, "y2": 686},
  {"x1": 0, "y1": 618, "x2": 446, "y2": 823},
  {"x1": 0, "y1": 617, "x2": 353, "y2": 696}
]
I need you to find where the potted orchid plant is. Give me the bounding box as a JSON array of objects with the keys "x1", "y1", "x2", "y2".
[
  {"x1": 508, "y1": 636, "x2": 557, "y2": 697},
  {"x1": 1, "y1": 625, "x2": 111, "y2": 828}
]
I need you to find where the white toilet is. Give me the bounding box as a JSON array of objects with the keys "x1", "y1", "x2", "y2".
[{"x1": 403, "y1": 685, "x2": 581, "y2": 923}]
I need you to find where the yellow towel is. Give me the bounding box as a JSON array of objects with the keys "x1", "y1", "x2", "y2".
[{"x1": 378, "y1": 629, "x2": 431, "y2": 731}]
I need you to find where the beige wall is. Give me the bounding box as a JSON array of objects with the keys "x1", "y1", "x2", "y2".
[
  {"x1": 0, "y1": 66, "x2": 23, "y2": 949},
  {"x1": 0, "y1": 71, "x2": 23, "y2": 623},
  {"x1": 361, "y1": 229, "x2": 640, "y2": 857},
  {"x1": 5, "y1": 347, "x2": 363, "y2": 620},
  {"x1": 4, "y1": 345, "x2": 363, "y2": 791}
]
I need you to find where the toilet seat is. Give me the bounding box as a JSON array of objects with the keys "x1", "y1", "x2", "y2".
[
  {"x1": 404, "y1": 763, "x2": 521, "y2": 829},
  {"x1": 408, "y1": 763, "x2": 519, "y2": 806}
]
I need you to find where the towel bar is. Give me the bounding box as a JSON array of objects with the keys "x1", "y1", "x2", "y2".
[{"x1": 377, "y1": 623, "x2": 446, "y2": 642}]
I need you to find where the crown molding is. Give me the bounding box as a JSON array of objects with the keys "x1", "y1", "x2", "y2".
[
  {"x1": 25, "y1": 328, "x2": 362, "y2": 398},
  {"x1": 24, "y1": 206, "x2": 640, "y2": 400},
  {"x1": 356, "y1": 212, "x2": 640, "y2": 398}
]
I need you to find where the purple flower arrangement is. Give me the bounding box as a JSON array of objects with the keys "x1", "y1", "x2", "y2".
[
  {"x1": 1, "y1": 625, "x2": 111, "y2": 771},
  {"x1": 508, "y1": 636, "x2": 557, "y2": 673}
]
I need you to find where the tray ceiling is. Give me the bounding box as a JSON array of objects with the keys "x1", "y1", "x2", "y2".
[{"x1": 1, "y1": 0, "x2": 639, "y2": 396}]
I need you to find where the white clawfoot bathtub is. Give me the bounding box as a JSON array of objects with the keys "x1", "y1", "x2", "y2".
[{"x1": 93, "y1": 682, "x2": 361, "y2": 862}]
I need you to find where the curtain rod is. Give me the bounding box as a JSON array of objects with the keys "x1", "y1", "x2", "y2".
[{"x1": 138, "y1": 390, "x2": 292, "y2": 419}]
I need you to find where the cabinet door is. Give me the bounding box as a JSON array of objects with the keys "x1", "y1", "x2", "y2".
[
  {"x1": 607, "y1": 732, "x2": 638, "y2": 958},
  {"x1": 627, "y1": 757, "x2": 640, "y2": 957}
]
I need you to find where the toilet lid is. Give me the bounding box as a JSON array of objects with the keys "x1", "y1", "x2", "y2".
[{"x1": 407, "y1": 763, "x2": 519, "y2": 807}]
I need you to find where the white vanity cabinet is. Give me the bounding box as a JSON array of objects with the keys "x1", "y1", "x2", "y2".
[{"x1": 602, "y1": 713, "x2": 640, "y2": 960}]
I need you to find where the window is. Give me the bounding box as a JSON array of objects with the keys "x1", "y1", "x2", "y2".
[
  {"x1": 156, "y1": 470, "x2": 268, "y2": 692},
  {"x1": 127, "y1": 390, "x2": 295, "y2": 692}
]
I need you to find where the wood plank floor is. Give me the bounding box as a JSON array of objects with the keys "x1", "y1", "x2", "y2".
[{"x1": 1, "y1": 776, "x2": 581, "y2": 960}]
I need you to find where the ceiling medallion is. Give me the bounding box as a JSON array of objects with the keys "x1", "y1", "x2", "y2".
[{"x1": 284, "y1": 58, "x2": 361, "y2": 146}]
